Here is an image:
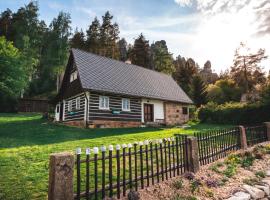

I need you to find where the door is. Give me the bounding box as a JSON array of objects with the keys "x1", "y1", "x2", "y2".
[
  {"x1": 55, "y1": 104, "x2": 60, "y2": 121},
  {"x1": 59, "y1": 102, "x2": 64, "y2": 121},
  {"x1": 144, "y1": 104, "x2": 154, "y2": 122}
]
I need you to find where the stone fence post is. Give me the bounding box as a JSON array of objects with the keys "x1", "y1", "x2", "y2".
[
  {"x1": 239, "y1": 125, "x2": 248, "y2": 150},
  {"x1": 186, "y1": 136, "x2": 200, "y2": 173},
  {"x1": 48, "y1": 152, "x2": 74, "y2": 200},
  {"x1": 264, "y1": 122, "x2": 270, "y2": 141}
]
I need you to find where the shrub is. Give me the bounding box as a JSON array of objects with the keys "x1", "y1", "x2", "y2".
[
  {"x1": 198, "y1": 102, "x2": 270, "y2": 124},
  {"x1": 170, "y1": 194, "x2": 197, "y2": 200},
  {"x1": 223, "y1": 164, "x2": 237, "y2": 178},
  {"x1": 205, "y1": 179, "x2": 218, "y2": 188},
  {"x1": 190, "y1": 179, "x2": 202, "y2": 194},
  {"x1": 172, "y1": 179, "x2": 184, "y2": 189},
  {"x1": 243, "y1": 177, "x2": 260, "y2": 186},
  {"x1": 255, "y1": 171, "x2": 266, "y2": 178},
  {"x1": 241, "y1": 152, "x2": 255, "y2": 168}
]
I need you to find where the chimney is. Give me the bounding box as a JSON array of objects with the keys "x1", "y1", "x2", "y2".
[{"x1": 125, "y1": 59, "x2": 131, "y2": 64}]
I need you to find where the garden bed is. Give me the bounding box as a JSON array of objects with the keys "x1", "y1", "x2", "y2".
[{"x1": 130, "y1": 142, "x2": 270, "y2": 200}]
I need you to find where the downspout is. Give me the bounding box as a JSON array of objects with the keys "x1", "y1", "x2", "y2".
[{"x1": 83, "y1": 91, "x2": 89, "y2": 128}]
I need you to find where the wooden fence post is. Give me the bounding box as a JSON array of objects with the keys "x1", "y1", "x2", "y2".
[
  {"x1": 264, "y1": 122, "x2": 270, "y2": 141},
  {"x1": 48, "y1": 152, "x2": 74, "y2": 200},
  {"x1": 186, "y1": 136, "x2": 200, "y2": 173},
  {"x1": 239, "y1": 126, "x2": 248, "y2": 149}
]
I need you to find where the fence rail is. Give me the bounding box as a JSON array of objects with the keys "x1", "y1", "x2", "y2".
[
  {"x1": 246, "y1": 125, "x2": 268, "y2": 146},
  {"x1": 71, "y1": 124, "x2": 269, "y2": 200},
  {"x1": 194, "y1": 127, "x2": 241, "y2": 165},
  {"x1": 74, "y1": 135, "x2": 188, "y2": 200}
]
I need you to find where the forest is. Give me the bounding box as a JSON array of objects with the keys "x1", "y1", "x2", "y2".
[{"x1": 0, "y1": 1, "x2": 270, "y2": 119}]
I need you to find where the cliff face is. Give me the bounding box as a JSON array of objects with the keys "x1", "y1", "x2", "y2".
[{"x1": 199, "y1": 60, "x2": 218, "y2": 84}]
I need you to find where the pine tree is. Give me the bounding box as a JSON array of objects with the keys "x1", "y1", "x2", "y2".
[
  {"x1": 118, "y1": 38, "x2": 128, "y2": 61},
  {"x1": 0, "y1": 9, "x2": 13, "y2": 40},
  {"x1": 86, "y1": 17, "x2": 100, "y2": 54},
  {"x1": 130, "y1": 33, "x2": 151, "y2": 68},
  {"x1": 99, "y1": 11, "x2": 120, "y2": 59},
  {"x1": 190, "y1": 75, "x2": 207, "y2": 107},
  {"x1": 70, "y1": 28, "x2": 85, "y2": 49},
  {"x1": 173, "y1": 56, "x2": 198, "y2": 93},
  {"x1": 150, "y1": 40, "x2": 174, "y2": 74}
]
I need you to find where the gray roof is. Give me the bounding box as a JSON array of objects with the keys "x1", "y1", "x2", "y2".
[{"x1": 72, "y1": 49, "x2": 193, "y2": 104}]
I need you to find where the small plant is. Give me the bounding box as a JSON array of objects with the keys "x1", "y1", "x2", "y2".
[
  {"x1": 243, "y1": 177, "x2": 260, "y2": 186},
  {"x1": 205, "y1": 179, "x2": 218, "y2": 188},
  {"x1": 218, "y1": 177, "x2": 228, "y2": 186},
  {"x1": 241, "y1": 152, "x2": 255, "y2": 168},
  {"x1": 204, "y1": 187, "x2": 214, "y2": 197},
  {"x1": 209, "y1": 164, "x2": 222, "y2": 174},
  {"x1": 255, "y1": 171, "x2": 266, "y2": 178},
  {"x1": 190, "y1": 179, "x2": 202, "y2": 194},
  {"x1": 172, "y1": 179, "x2": 184, "y2": 189},
  {"x1": 225, "y1": 154, "x2": 241, "y2": 165},
  {"x1": 216, "y1": 162, "x2": 224, "y2": 167},
  {"x1": 184, "y1": 172, "x2": 195, "y2": 180},
  {"x1": 223, "y1": 164, "x2": 237, "y2": 178},
  {"x1": 170, "y1": 194, "x2": 197, "y2": 200}
]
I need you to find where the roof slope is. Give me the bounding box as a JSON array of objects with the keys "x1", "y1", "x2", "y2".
[{"x1": 72, "y1": 49, "x2": 193, "y2": 104}]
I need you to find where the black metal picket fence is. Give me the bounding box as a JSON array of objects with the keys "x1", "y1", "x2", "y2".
[
  {"x1": 194, "y1": 127, "x2": 241, "y2": 165},
  {"x1": 74, "y1": 135, "x2": 188, "y2": 200},
  {"x1": 246, "y1": 125, "x2": 268, "y2": 146},
  {"x1": 73, "y1": 124, "x2": 268, "y2": 200}
]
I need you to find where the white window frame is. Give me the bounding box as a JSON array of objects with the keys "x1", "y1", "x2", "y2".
[
  {"x1": 99, "y1": 96, "x2": 109, "y2": 110},
  {"x1": 68, "y1": 100, "x2": 72, "y2": 111},
  {"x1": 122, "y1": 98, "x2": 130, "y2": 111},
  {"x1": 76, "y1": 97, "x2": 80, "y2": 110},
  {"x1": 70, "y1": 71, "x2": 78, "y2": 83}
]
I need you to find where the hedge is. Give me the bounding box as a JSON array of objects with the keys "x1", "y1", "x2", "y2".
[{"x1": 198, "y1": 102, "x2": 270, "y2": 125}]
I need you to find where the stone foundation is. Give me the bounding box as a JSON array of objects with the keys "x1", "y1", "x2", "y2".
[
  {"x1": 63, "y1": 120, "x2": 86, "y2": 128},
  {"x1": 164, "y1": 102, "x2": 189, "y2": 126},
  {"x1": 89, "y1": 120, "x2": 141, "y2": 128}
]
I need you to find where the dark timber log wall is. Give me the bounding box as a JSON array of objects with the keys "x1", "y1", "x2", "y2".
[
  {"x1": 88, "y1": 92, "x2": 142, "y2": 122},
  {"x1": 64, "y1": 93, "x2": 85, "y2": 121}
]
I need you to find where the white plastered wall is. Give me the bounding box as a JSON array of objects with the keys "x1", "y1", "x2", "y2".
[{"x1": 141, "y1": 99, "x2": 164, "y2": 122}]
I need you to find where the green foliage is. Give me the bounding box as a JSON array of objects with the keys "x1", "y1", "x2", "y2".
[
  {"x1": 190, "y1": 179, "x2": 202, "y2": 194},
  {"x1": 172, "y1": 179, "x2": 184, "y2": 189},
  {"x1": 130, "y1": 33, "x2": 151, "y2": 68},
  {"x1": 243, "y1": 177, "x2": 260, "y2": 186},
  {"x1": 170, "y1": 194, "x2": 197, "y2": 200},
  {"x1": 241, "y1": 152, "x2": 255, "y2": 168},
  {"x1": 207, "y1": 79, "x2": 241, "y2": 104},
  {"x1": 173, "y1": 56, "x2": 198, "y2": 94},
  {"x1": 150, "y1": 40, "x2": 175, "y2": 74},
  {"x1": 190, "y1": 75, "x2": 207, "y2": 107},
  {"x1": 261, "y1": 84, "x2": 270, "y2": 105},
  {"x1": 86, "y1": 17, "x2": 101, "y2": 53},
  {"x1": 70, "y1": 28, "x2": 85, "y2": 49},
  {"x1": 255, "y1": 171, "x2": 266, "y2": 178},
  {"x1": 198, "y1": 101, "x2": 270, "y2": 124},
  {"x1": 0, "y1": 36, "x2": 32, "y2": 112}
]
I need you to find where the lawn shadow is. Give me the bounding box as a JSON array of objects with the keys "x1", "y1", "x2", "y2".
[{"x1": 0, "y1": 118, "x2": 163, "y2": 148}]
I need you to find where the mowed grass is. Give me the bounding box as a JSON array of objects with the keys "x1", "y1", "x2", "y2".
[{"x1": 0, "y1": 113, "x2": 233, "y2": 200}]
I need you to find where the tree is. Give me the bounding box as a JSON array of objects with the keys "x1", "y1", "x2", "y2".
[
  {"x1": 99, "y1": 11, "x2": 120, "y2": 59},
  {"x1": 207, "y1": 79, "x2": 241, "y2": 104},
  {"x1": 0, "y1": 9, "x2": 13, "y2": 40},
  {"x1": 173, "y1": 56, "x2": 198, "y2": 94},
  {"x1": 70, "y1": 28, "x2": 85, "y2": 49},
  {"x1": 130, "y1": 33, "x2": 151, "y2": 68},
  {"x1": 29, "y1": 12, "x2": 71, "y2": 96},
  {"x1": 86, "y1": 17, "x2": 100, "y2": 54},
  {"x1": 0, "y1": 36, "x2": 32, "y2": 111},
  {"x1": 118, "y1": 38, "x2": 128, "y2": 61},
  {"x1": 190, "y1": 75, "x2": 207, "y2": 107},
  {"x1": 150, "y1": 40, "x2": 174, "y2": 74},
  {"x1": 230, "y1": 43, "x2": 267, "y2": 92}
]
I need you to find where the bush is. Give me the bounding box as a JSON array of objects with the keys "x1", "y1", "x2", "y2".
[{"x1": 198, "y1": 102, "x2": 270, "y2": 124}]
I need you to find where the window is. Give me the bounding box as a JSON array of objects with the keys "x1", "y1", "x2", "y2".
[
  {"x1": 99, "y1": 96, "x2": 109, "y2": 110},
  {"x1": 122, "y1": 98, "x2": 130, "y2": 111},
  {"x1": 68, "y1": 101, "x2": 72, "y2": 111},
  {"x1": 56, "y1": 105, "x2": 60, "y2": 112},
  {"x1": 76, "y1": 97, "x2": 80, "y2": 110},
  {"x1": 182, "y1": 107, "x2": 188, "y2": 115},
  {"x1": 70, "y1": 71, "x2": 78, "y2": 82}
]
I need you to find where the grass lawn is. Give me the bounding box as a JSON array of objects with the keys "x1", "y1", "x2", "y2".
[{"x1": 0, "y1": 113, "x2": 233, "y2": 200}]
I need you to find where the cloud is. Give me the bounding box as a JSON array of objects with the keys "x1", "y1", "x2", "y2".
[{"x1": 174, "y1": 0, "x2": 192, "y2": 7}]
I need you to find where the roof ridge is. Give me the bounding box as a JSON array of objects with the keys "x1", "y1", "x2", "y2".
[{"x1": 71, "y1": 48, "x2": 173, "y2": 79}]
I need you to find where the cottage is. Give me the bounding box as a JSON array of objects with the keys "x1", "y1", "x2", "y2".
[{"x1": 54, "y1": 49, "x2": 193, "y2": 128}]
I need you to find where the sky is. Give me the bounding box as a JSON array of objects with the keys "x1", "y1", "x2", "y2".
[{"x1": 1, "y1": 0, "x2": 270, "y2": 73}]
